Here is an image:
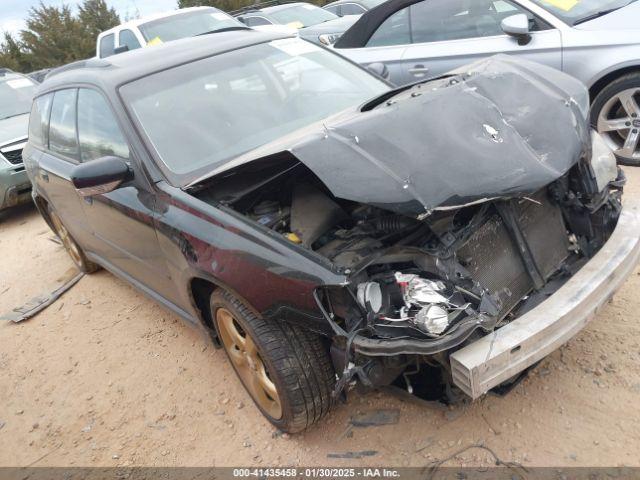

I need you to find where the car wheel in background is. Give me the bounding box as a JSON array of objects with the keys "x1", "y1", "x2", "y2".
[
  {"x1": 210, "y1": 290, "x2": 335, "y2": 433},
  {"x1": 48, "y1": 206, "x2": 100, "y2": 273},
  {"x1": 592, "y1": 72, "x2": 640, "y2": 166}
]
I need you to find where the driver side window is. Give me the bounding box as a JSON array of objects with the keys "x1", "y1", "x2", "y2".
[{"x1": 77, "y1": 89, "x2": 129, "y2": 162}]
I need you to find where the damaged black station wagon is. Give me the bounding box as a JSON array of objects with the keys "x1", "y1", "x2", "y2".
[{"x1": 25, "y1": 30, "x2": 640, "y2": 433}]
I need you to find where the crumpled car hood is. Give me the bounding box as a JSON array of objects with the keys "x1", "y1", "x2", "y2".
[{"x1": 288, "y1": 54, "x2": 591, "y2": 217}]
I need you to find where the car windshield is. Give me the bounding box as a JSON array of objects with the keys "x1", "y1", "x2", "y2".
[
  {"x1": 530, "y1": 0, "x2": 636, "y2": 24},
  {"x1": 121, "y1": 38, "x2": 388, "y2": 185},
  {"x1": 267, "y1": 4, "x2": 338, "y2": 27},
  {"x1": 0, "y1": 74, "x2": 38, "y2": 121},
  {"x1": 138, "y1": 9, "x2": 241, "y2": 42}
]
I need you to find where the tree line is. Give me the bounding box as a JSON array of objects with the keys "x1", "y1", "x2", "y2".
[{"x1": 0, "y1": 0, "x2": 325, "y2": 74}]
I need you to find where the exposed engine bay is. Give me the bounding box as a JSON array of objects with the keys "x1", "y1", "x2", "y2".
[{"x1": 192, "y1": 145, "x2": 623, "y2": 354}]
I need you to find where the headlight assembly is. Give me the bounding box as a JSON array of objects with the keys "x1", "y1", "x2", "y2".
[{"x1": 590, "y1": 130, "x2": 618, "y2": 191}]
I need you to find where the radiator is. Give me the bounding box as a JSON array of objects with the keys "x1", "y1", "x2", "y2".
[{"x1": 457, "y1": 191, "x2": 569, "y2": 318}]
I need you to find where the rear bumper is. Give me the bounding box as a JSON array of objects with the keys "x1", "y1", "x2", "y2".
[{"x1": 450, "y1": 199, "x2": 640, "y2": 399}]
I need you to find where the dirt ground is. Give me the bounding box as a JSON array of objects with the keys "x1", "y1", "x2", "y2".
[{"x1": 1, "y1": 169, "x2": 640, "y2": 469}]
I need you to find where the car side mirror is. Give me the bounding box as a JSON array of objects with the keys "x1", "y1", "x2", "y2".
[
  {"x1": 501, "y1": 14, "x2": 531, "y2": 45},
  {"x1": 114, "y1": 45, "x2": 130, "y2": 55},
  {"x1": 71, "y1": 156, "x2": 132, "y2": 197},
  {"x1": 367, "y1": 62, "x2": 390, "y2": 81}
]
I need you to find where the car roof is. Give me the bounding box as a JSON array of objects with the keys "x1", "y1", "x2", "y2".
[
  {"x1": 99, "y1": 6, "x2": 219, "y2": 36},
  {"x1": 41, "y1": 30, "x2": 291, "y2": 95}
]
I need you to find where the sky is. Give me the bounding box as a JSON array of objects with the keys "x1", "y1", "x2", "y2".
[{"x1": 0, "y1": 0, "x2": 178, "y2": 35}]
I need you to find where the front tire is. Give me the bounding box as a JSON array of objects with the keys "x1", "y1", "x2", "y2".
[
  {"x1": 211, "y1": 290, "x2": 335, "y2": 433},
  {"x1": 48, "y1": 206, "x2": 100, "y2": 274},
  {"x1": 591, "y1": 72, "x2": 640, "y2": 166}
]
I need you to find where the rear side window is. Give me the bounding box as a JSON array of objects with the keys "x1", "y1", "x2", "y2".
[
  {"x1": 49, "y1": 89, "x2": 79, "y2": 160},
  {"x1": 28, "y1": 94, "x2": 53, "y2": 149},
  {"x1": 99, "y1": 33, "x2": 115, "y2": 58},
  {"x1": 341, "y1": 3, "x2": 366, "y2": 15},
  {"x1": 119, "y1": 29, "x2": 141, "y2": 51},
  {"x1": 77, "y1": 89, "x2": 129, "y2": 162}
]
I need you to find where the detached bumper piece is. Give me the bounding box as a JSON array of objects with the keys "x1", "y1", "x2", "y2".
[{"x1": 450, "y1": 199, "x2": 640, "y2": 399}]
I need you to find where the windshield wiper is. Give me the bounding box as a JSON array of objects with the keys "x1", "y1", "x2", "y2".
[
  {"x1": 573, "y1": 0, "x2": 636, "y2": 25},
  {"x1": 361, "y1": 84, "x2": 416, "y2": 112},
  {"x1": 361, "y1": 73, "x2": 458, "y2": 112},
  {"x1": 0, "y1": 112, "x2": 29, "y2": 121},
  {"x1": 197, "y1": 26, "x2": 252, "y2": 36}
]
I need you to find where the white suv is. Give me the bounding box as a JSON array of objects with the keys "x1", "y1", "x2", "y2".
[{"x1": 96, "y1": 7, "x2": 244, "y2": 58}]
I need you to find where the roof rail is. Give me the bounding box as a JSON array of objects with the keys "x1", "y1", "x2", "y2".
[
  {"x1": 46, "y1": 58, "x2": 110, "y2": 80},
  {"x1": 230, "y1": 0, "x2": 298, "y2": 16}
]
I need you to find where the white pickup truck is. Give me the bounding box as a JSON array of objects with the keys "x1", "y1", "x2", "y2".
[{"x1": 96, "y1": 6, "x2": 244, "y2": 58}]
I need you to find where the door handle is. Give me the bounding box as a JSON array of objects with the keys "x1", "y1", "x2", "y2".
[
  {"x1": 409, "y1": 64, "x2": 430, "y2": 76},
  {"x1": 40, "y1": 170, "x2": 49, "y2": 182}
]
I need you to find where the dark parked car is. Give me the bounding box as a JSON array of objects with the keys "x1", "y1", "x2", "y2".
[{"x1": 25, "y1": 30, "x2": 639, "y2": 432}]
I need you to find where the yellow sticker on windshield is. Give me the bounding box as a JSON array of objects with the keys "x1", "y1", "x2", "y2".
[
  {"x1": 286, "y1": 21, "x2": 304, "y2": 29},
  {"x1": 542, "y1": 0, "x2": 579, "y2": 11},
  {"x1": 147, "y1": 36, "x2": 164, "y2": 46}
]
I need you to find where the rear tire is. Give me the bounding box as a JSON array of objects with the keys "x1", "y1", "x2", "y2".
[
  {"x1": 211, "y1": 290, "x2": 335, "y2": 433},
  {"x1": 591, "y1": 72, "x2": 640, "y2": 166},
  {"x1": 48, "y1": 206, "x2": 100, "y2": 274}
]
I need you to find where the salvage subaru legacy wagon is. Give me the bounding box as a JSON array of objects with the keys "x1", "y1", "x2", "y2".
[{"x1": 24, "y1": 30, "x2": 640, "y2": 433}]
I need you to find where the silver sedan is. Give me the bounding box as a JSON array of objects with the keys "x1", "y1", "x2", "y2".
[{"x1": 333, "y1": 0, "x2": 640, "y2": 165}]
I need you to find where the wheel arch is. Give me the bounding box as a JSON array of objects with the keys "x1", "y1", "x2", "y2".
[
  {"x1": 32, "y1": 193, "x2": 56, "y2": 233},
  {"x1": 589, "y1": 65, "x2": 640, "y2": 103},
  {"x1": 188, "y1": 275, "x2": 266, "y2": 347}
]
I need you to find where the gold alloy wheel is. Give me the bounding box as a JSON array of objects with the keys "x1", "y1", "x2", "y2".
[
  {"x1": 50, "y1": 211, "x2": 84, "y2": 268},
  {"x1": 216, "y1": 307, "x2": 283, "y2": 419}
]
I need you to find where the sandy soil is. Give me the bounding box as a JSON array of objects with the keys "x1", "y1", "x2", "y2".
[{"x1": 1, "y1": 169, "x2": 639, "y2": 469}]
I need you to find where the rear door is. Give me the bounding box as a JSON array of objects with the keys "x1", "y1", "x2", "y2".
[
  {"x1": 36, "y1": 88, "x2": 93, "y2": 248},
  {"x1": 399, "y1": 0, "x2": 562, "y2": 84}
]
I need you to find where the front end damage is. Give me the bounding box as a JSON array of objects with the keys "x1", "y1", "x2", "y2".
[{"x1": 189, "y1": 55, "x2": 638, "y2": 401}]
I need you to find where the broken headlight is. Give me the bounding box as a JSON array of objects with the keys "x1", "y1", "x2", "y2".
[
  {"x1": 356, "y1": 273, "x2": 470, "y2": 337},
  {"x1": 590, "y1": 131, "x2": 618, "y2": 192}
]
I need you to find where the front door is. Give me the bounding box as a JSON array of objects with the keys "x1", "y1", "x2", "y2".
[{"x1": 74, "y1": 87, "x2": 179, "y2": 304}]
